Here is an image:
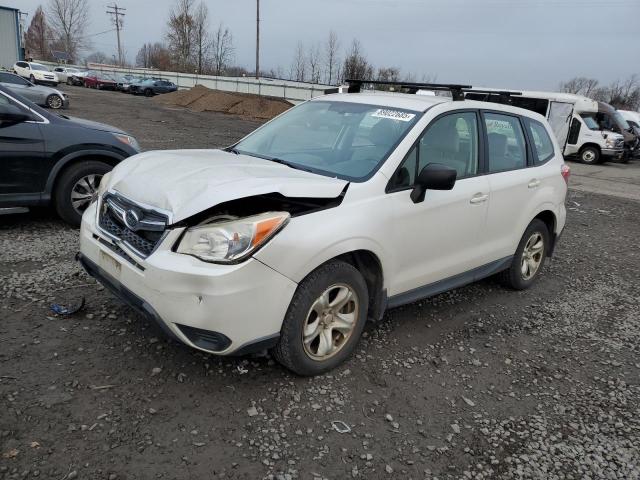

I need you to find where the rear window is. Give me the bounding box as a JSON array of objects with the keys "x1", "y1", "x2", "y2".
[{"x1": 526, "y1": 120, "x2": 555, "y2": 164}]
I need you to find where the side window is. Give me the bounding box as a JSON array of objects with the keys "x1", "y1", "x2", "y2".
[
  {"x1": 484, "y1": 113, "x2": 527, "y2": 173},
  {"x1": 526, "y1": 120, "x2": 555, "y2": 164},
  {"x1": 388, "y1": 111, "x2": 479, "y2": 190}
]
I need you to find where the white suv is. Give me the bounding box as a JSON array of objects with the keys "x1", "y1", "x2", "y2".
[
  {"x1": 78, "y1": 81, "x2": 569, "y2": 376},
  {"x1": 13, "y1": 61, "x2": 59, "y2": 86}
]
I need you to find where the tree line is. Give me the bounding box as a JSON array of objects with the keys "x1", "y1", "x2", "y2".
[{"x1": 559, "y1": 75, "x2": 640, "y2": 110}]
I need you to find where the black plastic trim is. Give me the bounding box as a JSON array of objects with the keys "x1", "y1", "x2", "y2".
[
  {"x1": 387, "y1": 256, "x2": 513, "y2": 309},
  {"x1": 176, "y1": 324, "x2": 232, "y2": 353},
  {"x1": 231, "y1": 333, "x2": 280, "y2": 356}
]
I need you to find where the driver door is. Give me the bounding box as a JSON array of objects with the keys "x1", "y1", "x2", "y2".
[
  {"x1": 386, "y1": 110, "x2": 491, "y2": 296},
  {"x1": 0, "y1": 92, "x2": 45, "y2": 197}
]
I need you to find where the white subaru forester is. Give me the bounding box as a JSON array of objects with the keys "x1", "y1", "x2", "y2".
[{"x1": 79, "y1": 81, "x2": 569, "y2": 376}]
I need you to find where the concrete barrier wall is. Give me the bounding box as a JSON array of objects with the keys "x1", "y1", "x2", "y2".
[{"x1": 35, "y1": 60, "x2": 333, "y2": 103}]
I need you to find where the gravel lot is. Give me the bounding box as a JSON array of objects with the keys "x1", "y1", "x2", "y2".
[{"x1": 1, "y1": 86, "x2": 639, "y2": 480}]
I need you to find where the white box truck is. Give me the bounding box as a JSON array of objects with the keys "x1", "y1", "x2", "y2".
[{"x1": 466, "y1": 89, "x2": 626, "y2": 165}]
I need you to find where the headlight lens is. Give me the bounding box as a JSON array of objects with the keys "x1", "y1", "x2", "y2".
[
  {"x1": 605, "y1": 137, "x2": 615, "y2": 147},
  {"x1": 177, "y1": 212, "x2": 290, "y2": 263},
  {"x1": 113, "y1": 133, "x2": 141, "y2": 151}
]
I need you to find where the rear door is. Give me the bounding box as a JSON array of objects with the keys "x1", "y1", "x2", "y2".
[
  {"x1": 481, "y1": 111, "x2": 533, "y2": 261},
  {"x1": 0, "y1": 92, "x2": 46, "y2": 198},
  {"x1": 0, "y1": 73, "x2": 38, "y2": 104},
  {"x1": 547, "y1": 101, "x2": 574, "y2": 154}
]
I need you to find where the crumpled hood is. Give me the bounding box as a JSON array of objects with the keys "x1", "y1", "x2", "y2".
[{"x1": 106, "y1": 149, "x2": 349, "y2": 222}]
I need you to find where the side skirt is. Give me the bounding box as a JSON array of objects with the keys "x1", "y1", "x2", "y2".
[{"x1": 387, "y1": 256, "x2": 513, "y2": 309}]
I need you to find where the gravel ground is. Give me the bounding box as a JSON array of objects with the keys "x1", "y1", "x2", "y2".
[{"x1": 1, "y1": 86, "x2": 639, "y2": 480}]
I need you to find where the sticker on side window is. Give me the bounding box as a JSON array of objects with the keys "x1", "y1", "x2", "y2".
[{"x1": 371, "y1": 109, "x2": 416, "y2": 122}]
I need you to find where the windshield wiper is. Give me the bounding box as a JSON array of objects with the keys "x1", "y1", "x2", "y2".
[
  {"x1": 265, "y1": 157, "x2": 314, "y2": 173},
  {"x1": 227, "y1": 147, "x2": 241, "y2": 155}
]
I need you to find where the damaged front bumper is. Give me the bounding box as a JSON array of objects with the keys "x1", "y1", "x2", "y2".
[{"x1": 78, "y1": 202, "x2": 298, "y2": 355}]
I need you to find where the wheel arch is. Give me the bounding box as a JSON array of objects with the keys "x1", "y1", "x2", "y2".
[
  {"x1": 335, "y1": 249, "x2": 386, "y2": 323},
  {"x1": 45, "y1": 150, "x2": 124, "y2": 200},
  {"x1": 579, "y1": 142, "x2": 601, "y2": 154},
  {"x1": 531, "y1": 209, "x2": 557, "y2": 257}
]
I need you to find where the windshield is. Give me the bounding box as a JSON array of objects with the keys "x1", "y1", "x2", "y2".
[
  {"x1": 613, "y1": 112, "x2": 630, "y2": 130},
  {"x1": 233, "y1": 100, "x2": 421, "y2": 181},
  {"x1": 31, "y1": 64, "x2": 49, "y2": 71},
  {"x1": 581, "y1": 114, "x2": 600, "y2": 130}
]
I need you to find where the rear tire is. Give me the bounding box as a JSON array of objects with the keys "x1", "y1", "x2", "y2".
[
  {"x1": 579, "y1": 145, "x2": 601, "y2": 165},
  {"x1": 498, "y1": 219, "x2": 549, "y2": 290},
  {"x1": 272, "y1": 260, "x2": 368, "y2": 376},
  {"x1": 54, "y1": 161, "x2": 112, "y2": 227}
]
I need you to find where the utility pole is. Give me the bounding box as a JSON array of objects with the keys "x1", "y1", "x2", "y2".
[
  {"x1": 106, "y1": 4, "x2": 126, "y2": 66},
  {"x1": 255, "y1": 0, "x2": 260, "y2": 79}
]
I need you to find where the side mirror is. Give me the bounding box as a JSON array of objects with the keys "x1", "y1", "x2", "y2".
[
  {"x1": 0, "y1": 105, "x2": 32, "y2": 124},
  {"x1": 410, "y1": 163, "x2": 457, "y2": 203}
]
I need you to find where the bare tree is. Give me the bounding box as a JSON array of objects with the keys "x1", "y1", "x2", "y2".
[
  {"x1": 24, "y1": 6, "x2": 52, "y2": 61},
  {"x1": 323, "y1": 30, "x2": 340, "y2": 85},
  {"x1": 210, "y1": 23, "x2": 234, "y2": 76},
  {"x1": 166, "y1": 0, "x2": 195, "y2": 71},
  {"x1": 136, "y1": 42, "x2": 172, "y2": 70},
  {"x1": 341, "y1": 39, "x2": 373, "y2": 81},
  {"x1": 85, "y1": 51, "x2": 108, "y2": 65},
  {"x1": 559, "y1": 77, "x2": 599, "y2": 97},
  {"x1": 193, "y1": 2, "x2": 209, "y2": 73},
  {"x1": 307, "y1": 42, "x2": 322, "y2": 84},
  {"x1": 559, "y1": 75, "x2": 640, "y2": 110},
  {"x1": 290, "y1": 41, "x2": 306, "y2": 82},
  {"x1": 47, "y1": 0, "x2": 90, "y2": 62}
]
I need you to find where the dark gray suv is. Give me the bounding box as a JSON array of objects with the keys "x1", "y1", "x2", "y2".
[{"x1": 0, "y1": 85, "x2": 140, "y2": 225}]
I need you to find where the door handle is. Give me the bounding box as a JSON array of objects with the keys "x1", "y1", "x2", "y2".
[
  {"x1": 528, "y1": 179, "x2": 541, "y2": 189},
  {"x1": 470, "y1": 193, "x2": 489, "y2": 204}
]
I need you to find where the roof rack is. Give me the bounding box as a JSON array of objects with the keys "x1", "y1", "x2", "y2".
[{"x1": 338, "y1": 79, "x2": 522, "y2": 102}]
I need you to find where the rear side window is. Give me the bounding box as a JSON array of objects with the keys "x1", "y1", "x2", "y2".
[
  {"x1": 526, "y1": 120, "x2": 554, "y2": 164},
  {"x1": 484, "y1": 113, "x2": 527, "y2": 173},
  {"x1": 0, "y1": 73, "x2": 27, "y2": 85}
]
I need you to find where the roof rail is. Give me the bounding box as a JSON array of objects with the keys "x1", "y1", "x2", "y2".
[{"x1": 341, "y1": 79, "x2": 522, "y2": 102}]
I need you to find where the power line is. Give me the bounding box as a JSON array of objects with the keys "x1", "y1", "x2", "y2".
[{"x1": 106, "y1": 4, "x2": 126, "y2": 66}]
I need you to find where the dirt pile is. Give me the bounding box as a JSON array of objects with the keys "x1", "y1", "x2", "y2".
[{"x1": 153, "y1": 84, "x2": 292, "y2": 120}]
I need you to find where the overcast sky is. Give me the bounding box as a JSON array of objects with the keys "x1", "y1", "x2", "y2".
[{"x1": 8, "y1": 0, "x2": 639, "y2": 90}]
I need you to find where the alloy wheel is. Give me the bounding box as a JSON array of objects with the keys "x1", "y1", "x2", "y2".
[
  {"x1": 302, "y1": 283, "x2": 359, "y2": 360},
  {"x1": 70, "y1": 174, "x2": 102, "y2": 215},
  {"x1": 521, "y1": 232, "x2": 544, "y2": 280},
  {"x1": 48, "y1": 95, "x2": 63, "y2": 109}
]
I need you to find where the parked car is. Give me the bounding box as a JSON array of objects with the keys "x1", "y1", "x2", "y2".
[
  {"x1": 618, "y1": 110, "x2": 640, "y2": 138},
  {"x1": 13, "y1": 61, "x2": 59, "y2": 86},
  {"x1": 132, "y1": 79, "x2": 178, "y2": 96},
  {"x1": 78, "y1": 80, "x2": 568, "y2": 375},
  {"x1": 0, "y1": 72, "x2": 68, "y2": 109},
  {"x1": 84, "y1": 71, "x2": 117, "y2": 90},
  {"x1": 68, "y1": 70, "x2": 90, "y2": 86},
  {"x1": 119, "y1": 76, "x2": 143, "y2": 93},
  {"x1": 0, "y1": 84, "x2": 140, "y2": 225},
  {"x1": 52, "y1": 66, "x2": 82, "y2": 84}
]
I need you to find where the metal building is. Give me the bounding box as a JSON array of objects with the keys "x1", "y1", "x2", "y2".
[{"x1": 0, "y1": 6, "x2": 23, "y2": 69}]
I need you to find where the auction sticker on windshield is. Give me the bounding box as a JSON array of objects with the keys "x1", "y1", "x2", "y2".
[{"x1": 372, "y1": 109, "x2": 416, "y2": 122}]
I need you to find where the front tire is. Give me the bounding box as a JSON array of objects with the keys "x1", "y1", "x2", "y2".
[
  {"x1": 273, "y1": 260, "x2": 368, "y2": 376},
  {"x1": 54, "y1": 161, "x2": 112, "y2": 227},
  {"x1": 29, "y1": 74, "x2": 36, "y2": 84},
  {"x1": 144, "y1": 88, "x2": 153, "y2": 97},
  {"x1": 499, "y1": 219, "x2": 549, "y2": 290},
  {"x1": 46, "y1": 94, "x2": 63, "y2": 109},
  {"x1": 579, "y1": 146, "x2": 600, "y2": 165}
]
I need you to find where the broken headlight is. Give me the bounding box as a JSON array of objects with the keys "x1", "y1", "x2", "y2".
[{"x1": 176, "y1": 212, "x2": 290, "y2": 263}]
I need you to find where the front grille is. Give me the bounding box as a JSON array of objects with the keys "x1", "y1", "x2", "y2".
[
  {"x1": 615, "y1": 139, "x2": 624, "y2": 149},
  {"x1": 98, "y1": 193, "x2": 168, "y2": 259}
]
